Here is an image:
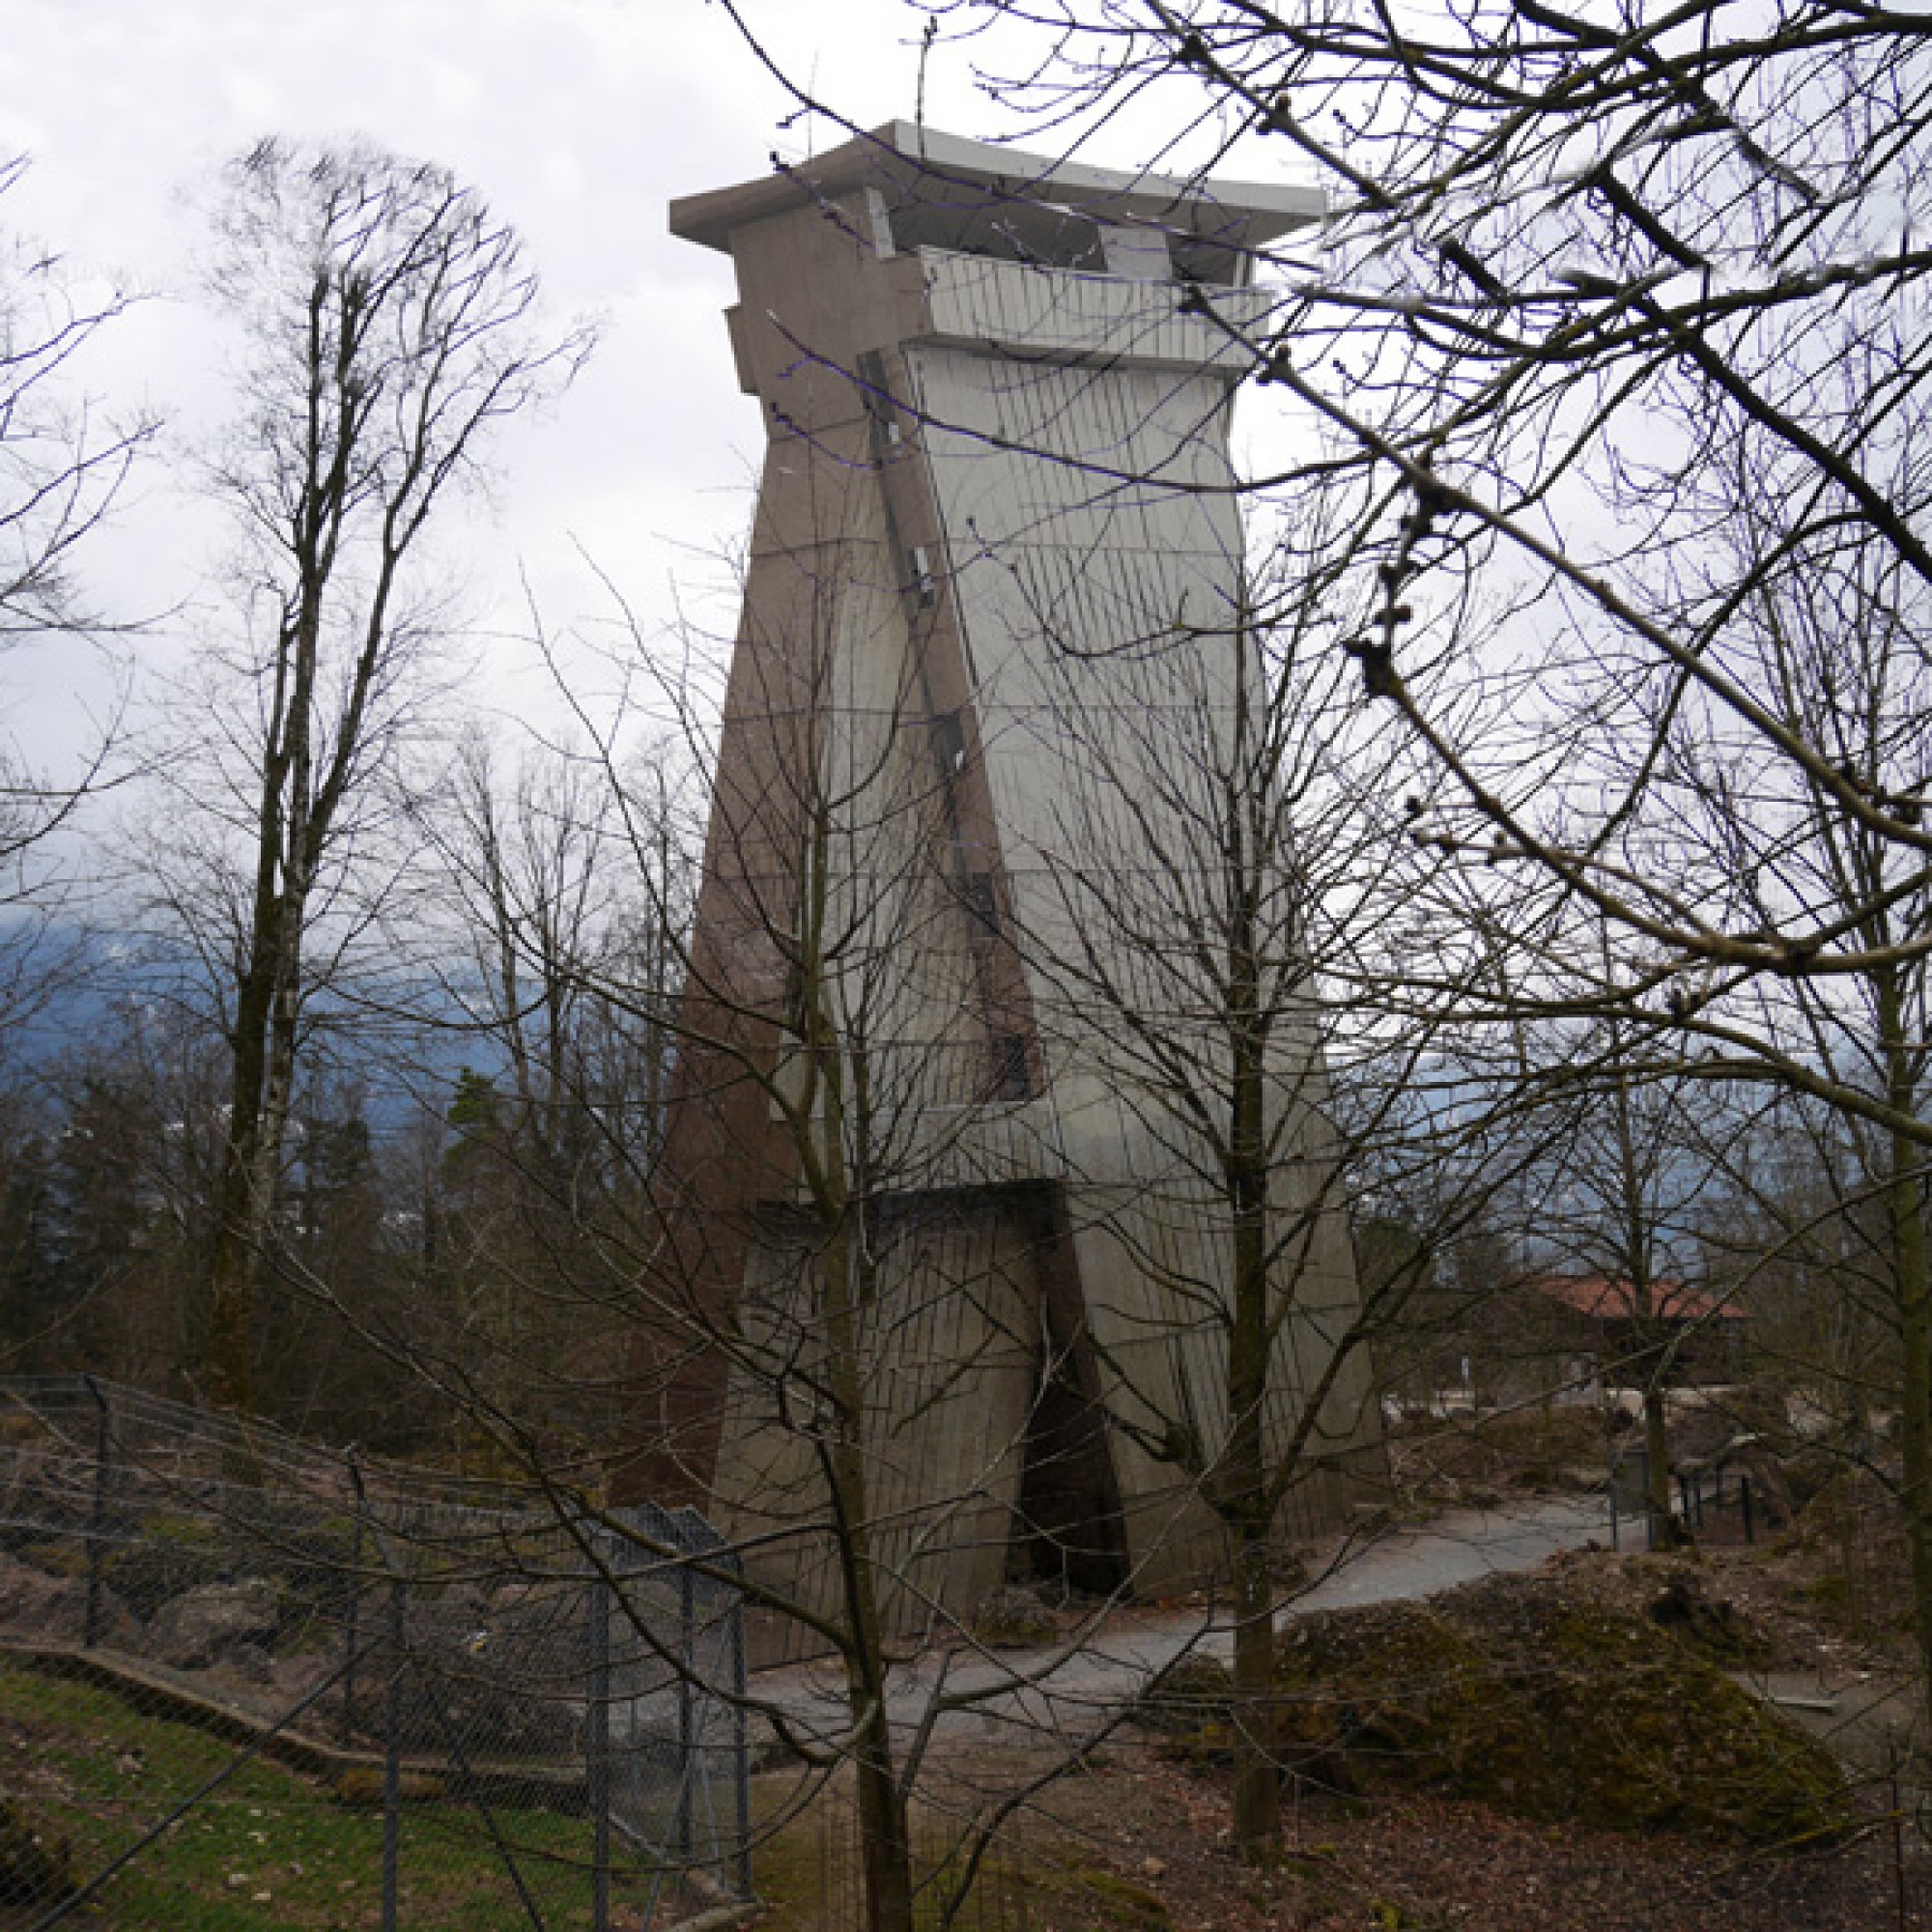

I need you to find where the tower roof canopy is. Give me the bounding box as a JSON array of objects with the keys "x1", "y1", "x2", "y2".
[{"x1": 670, "y1": 122, "x2": 1322, "y2": 285}]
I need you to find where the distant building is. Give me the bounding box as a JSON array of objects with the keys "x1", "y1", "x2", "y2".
[
  {"x1": 646, "y1": 123, "x2": 1382, "y2": 1636},
  {"x1": 1523, "y1": 1274, "x2": 1749, "y2": 1393}
]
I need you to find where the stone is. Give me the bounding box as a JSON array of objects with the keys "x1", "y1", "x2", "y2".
[
  {"x1": 150, "y1": 1578, "x2": 281, "y2": 1669},
  {"x1": 971, "y1": 1585, "x2": 1060, "y2": 1648},
  {"x1": 0, "y1": 1548, "x2": 139, "y2": 1649}
]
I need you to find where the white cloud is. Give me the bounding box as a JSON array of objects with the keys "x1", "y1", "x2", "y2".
[{"x1": 1, "y1": 0, "x2": 1256, "y2": 766}]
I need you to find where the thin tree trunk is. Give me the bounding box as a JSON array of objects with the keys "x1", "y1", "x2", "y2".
[
  {"x1": 1880, "y1": 972, "x2": 1932, "y2": 1741},
  {"x1": 1227, "y1": 1155, "x2": 1279, "y2": 1851},
  {"x1": 1229, "y1": 1517, "x2": 1279, "y2": 1854},
  {"x1": 1606, "y1": 1044, "x2": 1685, "y2": 1552},
  {"x1": 206, "y1": 826, "x2": 310, "y2": 1414},
  {"x1": 1641, "y1": 1377, "x2": 1680, "y2": 1551},
  {"x1": 794, "y1": 834, "x2": 917, "y2": 1932},
  {"x1": 820, "y1": 1182, "x2": 916, "y2": 1931},
  {"x1": 1226, "y1": 848, "x2": 1281, "y2": 1858},
  {"x1": 206, "y1": 952, "x2": 278, "y2": 1413}
]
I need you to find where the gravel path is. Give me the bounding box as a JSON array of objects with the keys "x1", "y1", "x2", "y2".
[{"x1": 751, "y1": 1492, "x2": 1614, "y2": 1757}]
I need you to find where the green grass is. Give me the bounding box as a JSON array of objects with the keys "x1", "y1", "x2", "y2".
[{"x1": 0, "y1": 1663, "x2": 675, "y2": 1930}]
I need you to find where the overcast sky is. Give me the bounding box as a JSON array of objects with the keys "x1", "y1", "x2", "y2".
[
  {"x1": 0, "y1": 0, "x2": 1047, "y2": 754},
  {"x1": 2, "y1": 1, "x2": 1304, "y2": 788}
]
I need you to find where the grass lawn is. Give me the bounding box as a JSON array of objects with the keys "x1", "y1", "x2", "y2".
[{"x1": 0, "y1": 1662, "x2": 687, "y2": 1930}]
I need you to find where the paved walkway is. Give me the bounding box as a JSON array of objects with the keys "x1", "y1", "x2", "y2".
[{"x1": 751, "y1": 1493, "x2": 1613, "y2": 1758}]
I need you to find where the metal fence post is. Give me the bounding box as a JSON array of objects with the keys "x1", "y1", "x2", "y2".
[
  {"x1": 677, "y1": 1560, "x2": 696, "y2": 1868},
  {"x1": 83, "y1": 1377, "x2": 112, "y2": 1649},
  {"x1": 729, "y1": 1554, "x2": 752, "y2": 1900},
  {"x1": 588, "y1": 1559, "x2": 611, "y2": 1932},
  {"x1": 342, "y1": 1460, "x2": 367, "y2": 1746},
  {"x1": 383, "y1": 1576, "x2": 405, "y2": 1932}
]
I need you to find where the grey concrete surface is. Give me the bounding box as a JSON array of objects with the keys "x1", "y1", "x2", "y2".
[{"x1": 750, "y1": 1493, "x2": 1614, "y2": 1759}]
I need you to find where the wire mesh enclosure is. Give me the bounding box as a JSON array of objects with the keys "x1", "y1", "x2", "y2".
[{"x1": 0, "y1": 1377, "x2": 752, "y2": 1930}]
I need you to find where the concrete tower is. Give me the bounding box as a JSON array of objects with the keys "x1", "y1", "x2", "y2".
[{"x1": 657, "y1": 125, "x2": 1381, "y2": 1634}]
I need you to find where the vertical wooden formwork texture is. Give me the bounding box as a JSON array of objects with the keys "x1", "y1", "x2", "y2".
[{"x1": 666, "y1": 125, "x2": 1383, "y2": 1627}]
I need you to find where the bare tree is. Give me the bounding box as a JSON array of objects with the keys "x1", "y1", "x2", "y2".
[
  {"x1": 153, "y1": 139, "x2": 589, "y2": 1414},
  {"x1": 1641, "y1": 481, "x2": 1932, "y2": 1704},
  {"x1": 1001, "y1": 474, "x2": 1580, "y2": 1852},
  {"x1": 0, "y1": 155, "x2": 147, "y2": 652},
  {"x1": 815, "y1": 0, "x2": 1932, "y2": 1726},
  {"x1": 913, "y1": 2, "x2": 1932, "y2": 1122},
  {"x1": 0, "y1": 156, "x2": 151, "y2": 1037},
  {"x1": 541, "y1": 499, "x2": 1168, "y2": 1927},
  {"x1": 392, "y1": 726, "x2": 687, "y2": 1453},
  {"x1": 0, "y1": 162, "x2": 148, "y2": 1354},
  {"x1": 635, "y1": 526, "x2": 1006, "y2": 1932},
  {"x1": 1517, "y1": 1013, "x2": 1749, "y2": 1548}
]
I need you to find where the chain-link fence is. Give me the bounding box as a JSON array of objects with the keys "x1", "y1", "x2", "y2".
[{"x1": 0, "y1": 1377, "x2": 752, "y2": 1929}]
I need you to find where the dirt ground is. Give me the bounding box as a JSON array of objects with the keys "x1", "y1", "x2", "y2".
[
  {"x1": 967, "y1": 1738, "x2": 1927, "y2": 1932},
  {"x1": 1033, "y1": 1543, "x2": 1925, "y2": 1929},
  {"x1": 750, "y1": 1436, "x2": 1932, "y2": 1931},
  {"x1": 751, "y1": 1715, "x2": 1929, "y2": 1932}
]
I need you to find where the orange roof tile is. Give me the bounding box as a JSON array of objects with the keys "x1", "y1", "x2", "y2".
[{"x1": 1527, "y1": 1273, "x2": 1743, "y2": 1322}]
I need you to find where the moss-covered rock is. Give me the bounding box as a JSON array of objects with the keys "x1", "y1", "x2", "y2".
[
  {"x1": 972, "y1": 1585, "x2": 1061, "y2": 1648},
  {"x1": 1137, "y1": 1654, "x2": 1233, "y2": 1736},
  {"x1": 102, "y1": 1513, "x2": 230, "y2": 1619},
  {"x1": 1261, "y1": 1574, "x2": 1850, "y2": 1844}
]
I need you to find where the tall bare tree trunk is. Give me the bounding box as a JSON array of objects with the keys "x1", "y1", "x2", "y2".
[
  {"x1": 794, "y1": 829, "x2": 917, "y2": 1932},
  {"x1": 823, "y1": 1226, "x2": 916, "y2": 1932},
  {"x1": 1879, "y1": 971, "x2": 1932, "y2": 1740},
  {"x1": 205, "y1": 915, "x2": 290, "y2": 1412},
  {"x1": 183, "y1": 140, "x2": 583, "y2": 1412},
  {"x1": 1640, "y1": 1374, "x2": 1678, "y2": 1550},
  {"x1": 1226, "y1": 902, "x2": 1282, "y2": 1856},
  {"x1": 1603, "y1": 1048, "x2": 1687, "y2": 1552}
]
